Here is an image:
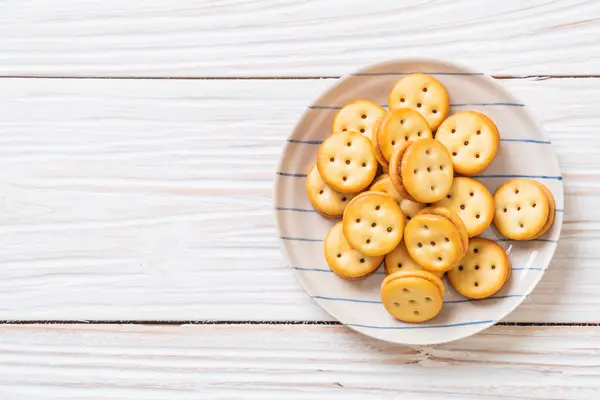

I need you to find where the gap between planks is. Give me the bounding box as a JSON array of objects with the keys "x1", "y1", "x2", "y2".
[{"x1": 0, "y1": 75, "x2": 598, "y2": 80}]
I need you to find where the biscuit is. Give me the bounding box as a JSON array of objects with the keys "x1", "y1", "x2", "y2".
[
  {"x1": 417, "y1": 206, "x2": 469, "y2": 258},
  {"x1": 433, "y1": 177, "x2": 495, "y2": 237},
  {"x1": 332, "y1": 100, "x2": 387, "y2": 141},
  {"x1": 324, "y1": 222, "x2": 383, "y2": 280},
  {"x1": 448, "y1": 238, "x2": 511, "y2": 299},
  {"x1": 317, "y1": 131, "x2": 378, "y2": 193},
  {"x1": 369, "y1": 174, "x2": 426, "y2": 220},
  {"x1": 493, "y1": 179, "x2": 550, "y2": 240},
  {"x1": 400, "y1": 138, "x2": 454, "y2": 203},
  {"x1": 377, "y1": 108, "x2": 433, "y2": 163},
  {"x1": 388, "y1": 73, "x2": 450, "y2": 131},
  {"x1": 381, "y1": 271, "x2": 444, "y2": 323},
  {"x1": 531, "y1": 181, "x2": 556, "y2": 239},
  {"x1": 404, "y1": 213, "x2": 464, "y2": 273},
  {"x1": 388, "y1": 141, "x2": 418, "y2": 202},
  {"x1": 435, "y1": 111, "x2": 500, "y2": 175},
  {"x1": 372, "y1": 115, "x2": 390, "y2": 170},
  {"x1": 342, "y1": 192, "x2": 406, "y2": 257},
  {"x1": 385, "y1": 241, "x2": 444, "y2": 278},
  {"x1": 306, "y1": 165, "x2": 357, "y2": 217}
]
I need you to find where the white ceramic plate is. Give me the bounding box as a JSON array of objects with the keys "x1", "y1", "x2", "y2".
[{"x1": 274, "y1": 59, "x2": 563, "y2": 345}]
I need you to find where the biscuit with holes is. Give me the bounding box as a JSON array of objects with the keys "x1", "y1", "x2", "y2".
[
  {"x1": 381, "y1": 270, "x2": 444, "y2": 322},
  {"x1": 417, "y1": 206, "x2": 469, "y2": 258},
  {"x1": 306, "y1": 165, "x2": 357, "y2": 217},
  {"x1": 377, "y1": 109, "x2": 433, "y2": 163},
  {"x1": 448, "y1": 238, "x2": 511, "y2": 299},
  {"x1": 398, "y1": 138, "x2": 454, "y2": 203},
  {"x1": 343, "y1": 192, "x2": 406, "y2": 256},
  {"x1": 435, "y1": 111, "x2": 500, "y2": 175},
  {"x1": 324, "y1": 222, "x2": 383, "y2": 280},
  {"x1": 369, "y1": 174, "x2": 426, "y2": 220},
  {"x1": 404, "y1": 213, "x2": 464, "y2": 273},
  {"x1": 493, "y1": 179, "x2": 550, "y2": 240},
  {"x1": 388, "y1": 73, "x2": 450, "y2": 131},
  {"x1": 433, "y1": 177, "x2": 495, "y2": 237},
  {"x1": 317, "y1": 131, "x2": 378, "y2": 193},
  {"x1": 332, "y1": 100, "x2": 386, "y2": 141},
  {"x1": 388, "y1": 141, "x2": 417, "y2": 201},
  {"x1": 531, "y1": 181, "x2": 556, "y2": 239},
  {"x1": 372, "y1": 115, "x2": 390, "y2": 170},
  {"x1": 385, "y1": 241, "x2": 444, "y2": 278}
]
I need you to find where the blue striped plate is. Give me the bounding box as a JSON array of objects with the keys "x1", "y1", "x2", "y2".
[{"x1": 274, "y1": 59, "x2": 563, "y2": 345}]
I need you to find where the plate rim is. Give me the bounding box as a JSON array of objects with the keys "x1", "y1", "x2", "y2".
[{"x1": 273, "y1": 58, "x2": 563, "y2": 345}]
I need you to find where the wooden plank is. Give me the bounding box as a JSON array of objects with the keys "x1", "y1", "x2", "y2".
[
  {"x1": 0, "y1": 77, "x2": 597, "y2": 322},
  {"x1": 0, "y1": 0, "x2": 598, "y2": 77},
  {"x1": 0, "y1": 324, "x2": 599, "y2": 399}
]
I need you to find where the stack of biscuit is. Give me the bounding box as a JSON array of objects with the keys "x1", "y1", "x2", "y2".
[{"x1": 306, "y1": 73, "x2": 555, "y2": 323}]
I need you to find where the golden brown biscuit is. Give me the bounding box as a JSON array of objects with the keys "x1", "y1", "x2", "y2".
[
  {"x1": 332, "y1": 100, "x2": 386, "y2": 141},
  {"x1": 404, "y1": 213, "x2": 464, "y2": 273},
  {"x1": 388, "y1": 141, "x2": 418, "y2": 202},
  {"x1": 432, "y1": 177, "x2": 495, "y2": 237},
  {"x1": 435, "y1": 111, "x2": 500, "y2": 175},
  {"x1": 388, "y1": 73, "x2": 450, "y2": 131},
  {"x1": 305, "y1": 165, "x2": 357, "y2": 217},
  {"x1": 381, "y1": 271, "x2": 444, "y2": 323},
  {"x1": 493, "y1": 179, "x2": 550, "y2": 240},
  {"x1": 531, "y1": 181, "x2": 556, "y2": 239},
  {"x1": 417, "y1": 206, "x2": 469, "y2": 258},
  {"x1": 342, "y1": 192, "x2": 406, "y2": 257},
  {"x1": 317, "y1": 131, "x2": 378, "y2": 193},
  {"x1": 377, "y1": 108, "x2": 432, "y2": 163},
  {"x1": 447, "y1": 238, "x2": 511, "y2": 299},
  {"x1": 324, "y1": 222, "x2": 383, "y2": 280},
  {"x1": 400, "y1": 138, "x2": 454, "y2": 203},
  {"x1": 369, "y1": 174, "x2": 426, "y2": 220},
  {"x1": 385, "y1": 241, "x2": 444, "y2": 278}
]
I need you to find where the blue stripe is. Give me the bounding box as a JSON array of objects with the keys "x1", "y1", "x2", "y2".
[
  {"x1": 293, "y1": 267, "x2": 385, "y2": 275},
  {"x1": 474, "y1": 174, "x2": 562, "y2": 181},
  {"x1": 314, "y1": 294, "x2": 528, "y2": 305},
  {"x1": 452, "y1": 102, "x2": 524, "y2": 107},
  {"x1": 496, "y1": 237, "x2": 558, "y2": 243},
  {"x1": 351, "y1": 72, "x2": 484, "y2": 76},
  {"x1": 312, "y1": 295, "x2": 381, "y2": 304},
  {"x1": 276, "y1": 207, "x2": 316, "y2": 213},
  {"x1": 556, "y1": 209, "x2": 564, "y2": 212},
  {"x1": 512, "y1": 267, "x2": 546, "y2": 271},
  {"x1": 280, "y1": 236, "x2": 323, "y2": 242},
  {"x1": 308, "y1": 105, "x2": 343, "y2": 110},
  {"x1": 500, "y1": 138, "x2": 551, "y2": 144},
  {"x1": 277, "y1": 172, "x2": 308, "y2": 178},
  {"x1": 288, "y1": 138, "x2": 551, "y2": 145},
  {"x1": 347, "y1": 320, "x2": 494, "y2": 330},
  {"x1": 287, "y1": 139, "x2": 324, "y2": 144}
]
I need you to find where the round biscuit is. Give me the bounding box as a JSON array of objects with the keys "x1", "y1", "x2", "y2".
[
  {"x1": 342, "y1": 192, "x2": 406, "y2": 257},
  {"x1": 369, "y1": 175, "x2": 426, "y2": 220},
  {"x1": 377, "y1": 108, "x2": 432, "y2": 163},
  {"x1": 385, "y1": 242, "x2": 444, "y2": 278},
  {"x1": 388, "y1": 73, "x2": 450, "y2": 131},
  {"x1": 417, "y1": 206, "x2": 468, "y2": 258},
  {"x1": 332, "y1": 100, "x2": 386, "y2": 142},
  {"x1": 382, "y1": 270, "x2": 445, "y2": 298},
  {"x1": 381, "y1": 275, "x2": 443, "y2": 323},
  {"x1": 531, "y1": 181, "x2": 556, "y2": 239},
  {"x1": 448, "y1": 238, "x2": 511, "y2": 299},
  {"x1": 492, "y1": 179, "x2": 550, "y2": 240},
  {"x1": 324, "y1": 222, "x2": 383, "y2": 280},
  {"x1": 435, "y1": 111, "x2": 500, "y2": 175},
  {"x1": 404, "y1": 213, "x2": 463, "y2": 273},
  {"x1": 317, "y1": 131, "x2": 378, "y2": 193},
  {"x1": 432, "y1": 177, "x2": 495, "y2": 237},
  {"x1": 306, "y1": 165, "x2": 357, "y2": 217},
  {"x1": 400, "y1": 138, "x2": 454, "y2": 203},
  {"x1": 388, "y1": 141, "x2": 417, "y2": 202}
]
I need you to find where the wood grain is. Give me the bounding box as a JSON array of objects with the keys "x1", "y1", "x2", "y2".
[
  {"x1": 0, "y1": 0, "x2": 598, "y2": 77},
  {"x1": 0, "y1": 324, "x2": 598, "y2": 399},
  {"x1": 0, "y1": 77, "x2": 596, "y2": 322}
]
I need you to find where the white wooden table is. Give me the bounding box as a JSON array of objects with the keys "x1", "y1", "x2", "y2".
[{"x1": 0, "y1": 1, "x2": 599, "y2": 398}]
